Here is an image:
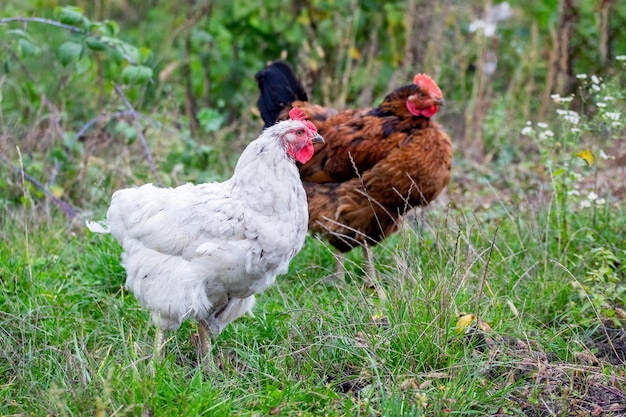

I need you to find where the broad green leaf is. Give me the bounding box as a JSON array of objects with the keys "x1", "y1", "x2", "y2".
[
  {"x1": 81, "y1": 17, "x2": 91, "y2": 32},
  {"x1": 57, "y1": 6, "x2": 84, "y2": 25},
  {"x1": 18, "y1": 38, "x2": 36, "y2": 56},
  {"x1": 106, "y1": 20, "x2": 120, "y2": 36},
  {"x1": 85, "y1": 36, "x2": 107, "y2": 51},
  {"x1": 122, "y1": 65, "x2": 153, "y2": 84},
  {"x1": 58, "y1": 41, "x2": 83, "y2": 66}
]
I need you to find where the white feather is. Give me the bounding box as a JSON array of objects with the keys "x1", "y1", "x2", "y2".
[
  {"x1": 95, "y1": 119, "x2": 313, "y2": 335},
  {"x1": 85, "y1": 220, "x2": 110, "y2": 234}
]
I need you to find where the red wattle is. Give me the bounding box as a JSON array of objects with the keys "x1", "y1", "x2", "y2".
[
  {"x1": 295, "y1": 144, "x2": 314, "y2": 164},
  {"x1": 420, "y1": 105, "x2": 438, "y2": 118},
  {"x1": 406, "y1": 99, "x2": 438, "y2": 118}
]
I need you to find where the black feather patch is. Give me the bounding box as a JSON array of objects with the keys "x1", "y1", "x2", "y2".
[{"x1": 255, "y1": 60, "x2": 308, "y2": 128}]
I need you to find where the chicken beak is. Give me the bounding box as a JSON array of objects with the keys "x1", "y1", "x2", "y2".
[
  {"x1": 434, "y1": 97, "x2": 446, "y2": 106},
  {"x1": 311, "y1": 134, "x2": 324, "y2": 145}
]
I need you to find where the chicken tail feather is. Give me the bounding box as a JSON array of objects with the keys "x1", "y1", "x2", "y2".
[
  {"x1": 255, "y1": 60, "x2": 308, "y2": 128},
  {"x1": 85, "y1": 220, "x2": 110, "y2": 234}
]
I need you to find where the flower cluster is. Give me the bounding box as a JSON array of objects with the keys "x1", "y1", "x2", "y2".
[{"x1": 520, "y1": 55, "x2": 625, "y2": 212}]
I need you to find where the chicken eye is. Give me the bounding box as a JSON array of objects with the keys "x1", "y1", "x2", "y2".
[{"x1": 296, "y1": 129, "x2": 304, "y2": 136}]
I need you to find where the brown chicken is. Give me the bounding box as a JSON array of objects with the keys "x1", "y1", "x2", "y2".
[{"x1": 256, "y1": 60, "x2": 452, "y2": 281}]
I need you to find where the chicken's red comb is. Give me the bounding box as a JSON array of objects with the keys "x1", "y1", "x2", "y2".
[
  {"x1": 413, "y1": 74, "x2": 443, "y2": 97},
  {"x1": 289, "y1": 107, "x2": 306, "y2": 121},
  {"x1": 289, "y1": 107, "x2": 318, "y2": 134}
]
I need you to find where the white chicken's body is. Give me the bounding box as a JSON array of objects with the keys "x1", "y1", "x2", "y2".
[{"x1": 93, "y1": 118, "x2": 321, "y2": 344}]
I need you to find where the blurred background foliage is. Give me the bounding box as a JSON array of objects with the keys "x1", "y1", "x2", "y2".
[{"x1": 0, "y1": 0, "x2": 624, "y2": 213}]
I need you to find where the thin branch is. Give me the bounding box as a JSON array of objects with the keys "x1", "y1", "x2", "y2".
[
  {"x1": 0, "y1": 153, "x2": 77, "y2": 219},
  {"x1": 0, "y1": 17, "x2": 85, "y2": 33},
  {"x1": 113, "y1": 84, "x2": 163, "y2": 187},
  {"x1": 73, "y1": 111, "x2": 135, "y2": 141},
  {"x1": 475, "y1": 225, "x2": 499, "y2": 326},
  {"x1": 0, "y1": 16, "x2": 138, "y2": 65}
]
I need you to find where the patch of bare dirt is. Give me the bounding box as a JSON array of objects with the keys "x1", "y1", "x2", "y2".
[
  {"x1": 591, "y1": 325, "x2": 626, "y2": 366},
  {"x1": 464, "y1": 325, "x2": 626, "y2": 417}
]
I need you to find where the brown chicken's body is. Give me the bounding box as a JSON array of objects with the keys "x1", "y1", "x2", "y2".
[{"x1": 256, "y1": 61, "x2": 452, "y2": 280}]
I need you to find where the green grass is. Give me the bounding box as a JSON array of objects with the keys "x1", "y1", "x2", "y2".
[{"x1": 2, "y1": 188, "x2": 624, "y2": 416}]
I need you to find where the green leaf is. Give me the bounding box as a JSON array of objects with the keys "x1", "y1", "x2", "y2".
[
  {"x1": 198, "y1": 108, "x2": 224, "y2": 133},
  {"x1": 118, "y1": 43, "x2": 142, "y2": 64},
  {"x1": 121, "y1": 65, "x2": 153, "y2": 84},
  {"x1": 139, "y1": 47, "x2": 152, "y2": 62},
  {"x1": 85, "y1": 36, "x2": 107, "y2": 51},
  {"x1": 7, "y1": 29, "x2": 33, "y2": 40},
  {"x1": 57, "y1": 6, "x2": 84, "y2": 25},
  {"x1": 58, "y1": 41, "x2": 83, "y2": 66},
  {"x1": 18, "y1": 38, "x2": 36, "y2": 56},
  {"x1": 81, "y1": 17, "x2": 91, "y2": 32},
  {"x1": 106, "y1": 20, "x2": 120, "y2": 36}
]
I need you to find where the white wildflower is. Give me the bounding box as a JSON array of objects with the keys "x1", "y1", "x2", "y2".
[
  {"x1": 596, "y1": 198, "x2": 606, "y2": 205},
  {"x1": 576, "y1": 74, "x2": 587, "y2": 80},
  {"x1": 617, "y1": 55, "x2": 626, "y2": 61},
  {"x1": 570, "y1": 127, "x2": 582, "y2": 134},
  {"x1": 537, "y1": 122, "x2": 549, "y2": 129},
  {"x1": 579, "y1": 200, "x2": 591, "y2": 209},
  {"x1": 521, "y1": 126, "x2": 533, "y2": 136},
  {"x1": 587, "y1": 191, "x2": 598, "y2": 201},
  {"x1": 568, "y1": 189, "x2": 580, "y2": 196},
  {"x1": 604, "y1": 96, "x2": 615, "y2": 101},
  {"x1": 599, "y1": 149, "x2": 614, "y2": 160},
  {"x1": 596, "y1": 102, "x2": 606, "y2": 108},
  {"x1": 591, "y1": 75, "x2": 600, "y2": 84},
  {"x1": 539, "y1": 130, "x2": 554, "y2": 140},
  {"x1": 592, "y1": 84, "x2": 601, "y2": 92},
  {"x1": 556, "y1": 109, "x2": 580, "y2": 124},
  {"x1": 526, "y1": 120, "x2": 532, "y2": 125},
  {"x1": 604, "y1": 112, "x2": 620, "y2": 121},
  {"x1": 550, "y1": 94, "x2": 574, "y2": 104}
]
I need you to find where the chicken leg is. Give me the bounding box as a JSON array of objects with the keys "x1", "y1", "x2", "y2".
[
  {"x1": 362, "y1": 245, "x2": 376, "y2": 281},
  {"x1": 331, "y1": 246, "x2": 379, "y2": 286},
  {"x1": 197, "y1": 320, "x2": 211, "y2": 359}
]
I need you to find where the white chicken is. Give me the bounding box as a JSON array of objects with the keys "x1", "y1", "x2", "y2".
[{"x1": 87, "y1": 108, "x2": 323, "y2": 356}]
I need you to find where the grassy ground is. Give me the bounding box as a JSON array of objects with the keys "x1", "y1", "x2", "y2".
[{"x1": 1, "y1": 174, "x2": 625, "y2": 416}]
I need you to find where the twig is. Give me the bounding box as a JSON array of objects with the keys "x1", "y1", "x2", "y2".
[
  {"x1": 72, "y1": 111, "x2": 135, "y2": 142},
  {"x1": 0, "y1": 152, "x2": 77, "y2": 219},
  {"x1": 113, "y1": 84, "x2": 163, "y2": 187},
  {"x1": 0, "y1": 17, "x2": 84, "y2": 33},
  {"x1": 475, "y1": 225, "x2": 499, "y2": 325}
]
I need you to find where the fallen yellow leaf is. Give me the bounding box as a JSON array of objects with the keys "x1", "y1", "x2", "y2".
[
  {"x1": 574, "y1": 149, "x2": 594, "y2": 166},
  {"x1": 455, "y1": 314, "x2": 475, "y2": 333}
]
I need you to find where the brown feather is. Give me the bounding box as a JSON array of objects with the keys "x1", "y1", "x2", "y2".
[{"x1": 260, "y1": 61, "x2": 452, "y2": 254}]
